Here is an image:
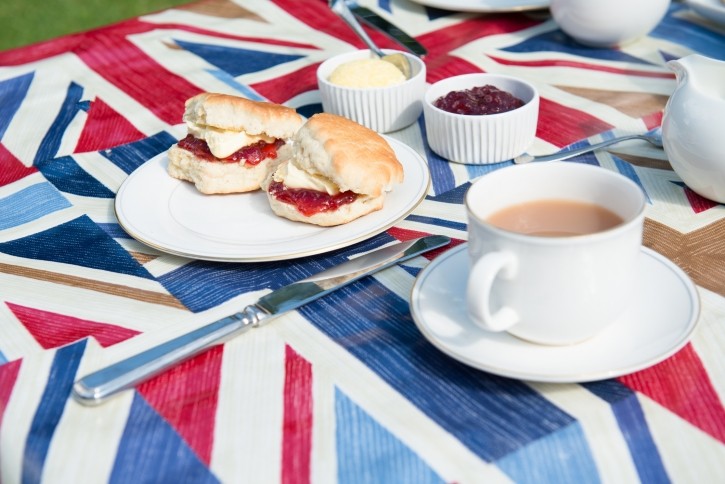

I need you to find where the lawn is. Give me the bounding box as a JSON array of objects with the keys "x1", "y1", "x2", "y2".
[{"x1": 0, "y1": 0, "x2": 190, "y2": 51}]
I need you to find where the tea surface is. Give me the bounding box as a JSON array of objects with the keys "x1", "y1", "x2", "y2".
[{"x1": 486, "y1": 199, "x2": 624, "y2": 236}]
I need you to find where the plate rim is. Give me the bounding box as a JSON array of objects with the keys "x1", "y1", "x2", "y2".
[
  {"x1": 114, "y1": 136, "x2": 430, "y2": 262},
  {"x1": 410, "y1": 244, "x2": 701, "y2": 383}
]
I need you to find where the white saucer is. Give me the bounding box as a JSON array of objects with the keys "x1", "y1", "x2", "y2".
[{"x1": 410, "y1": 244, "x2": 700, "y2": 382}]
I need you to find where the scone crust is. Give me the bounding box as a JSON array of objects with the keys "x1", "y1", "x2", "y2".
[
  {"x1": 184, "y1": 93, "x2": 303, "y2": 139},
  {"x1": 295, "y1": 113, "x2": 403, "y2": 197}
]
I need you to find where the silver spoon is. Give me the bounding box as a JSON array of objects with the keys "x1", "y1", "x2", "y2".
[
  {"x1": 514, "y1": 128, "x2": 663, "y2": 164},
  {"x1": 329, "y1": 0, "x2": 413, "y2": 79}
]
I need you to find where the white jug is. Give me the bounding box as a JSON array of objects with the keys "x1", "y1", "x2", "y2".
[{"x1": 662, "y1": 54, "x2": 725, "y2": 204}]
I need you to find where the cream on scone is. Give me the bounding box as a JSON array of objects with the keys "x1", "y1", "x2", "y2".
[
  {"x1": 167, "y1": 93, "x2": 304, "y2": 194},
  {"x1": 261, "y1": 113, "x2": 404, "y2": 226}
]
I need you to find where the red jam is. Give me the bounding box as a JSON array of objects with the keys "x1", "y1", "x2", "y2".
[
  {"x1": 268, "y1": 180, "x2": 357, "y2": 216},
  {"x1": 434, "y1": 84, "x2": 524, "y2": 115},
  {"x1": 177, "y1": 135, "x2": 284, "y2": 165}
]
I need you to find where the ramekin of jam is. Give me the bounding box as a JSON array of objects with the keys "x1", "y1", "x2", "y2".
[{"x1": 423, "y1": 73, "x2": 539, "y2": 164}]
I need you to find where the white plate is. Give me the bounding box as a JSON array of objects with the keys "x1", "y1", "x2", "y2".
[
  {"x1": 410, "y1": 244, "x2": 700, "y2": 383},
  {"x1": 409, "y1": 0, "x2": 549, "y2": 13},
  {"x1": 685, "y1": 0, "x2": 725, "y2": 25},
  {"x1": 115, "y1": 137, "x2": 430, "y2": 261}
]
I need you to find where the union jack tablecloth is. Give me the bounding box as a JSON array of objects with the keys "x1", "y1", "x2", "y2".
[{"x1": 1, "y1": 1, "x2": 724, "y2": 482}]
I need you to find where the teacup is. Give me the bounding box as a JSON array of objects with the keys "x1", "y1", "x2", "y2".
[
  {"x1": 549, "y1": 0, "x2": 670, "y2": 47},
  {"x1": 465, "y1": 162, "x2": 646, "y2": 345}
]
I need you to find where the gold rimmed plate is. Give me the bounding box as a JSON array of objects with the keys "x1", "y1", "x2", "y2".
[{"x1": 114, "y1": 137, "x2": 430, "y2": 262}]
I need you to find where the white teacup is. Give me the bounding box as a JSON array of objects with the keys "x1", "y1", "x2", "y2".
[
  {"x1": 549, "y1": 0, "x2": 670, "y2": 47},
  {"x1": 465, "y1": 162, "x2": 646, "y2": 345}
]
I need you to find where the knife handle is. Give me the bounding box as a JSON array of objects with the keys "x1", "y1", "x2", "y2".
[{"x1": 72, "y1": 307, "x2": 264, "y2": 406}]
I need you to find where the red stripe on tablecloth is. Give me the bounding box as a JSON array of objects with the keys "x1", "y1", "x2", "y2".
[
  {"x1": 0, "y1": 144, "x2": 37, "y2": 186},
  {"x1": 75, "y1": 97, "x2": 146, "y2": 152},
  {"x1": 251, "y1": 63, "x2": 320, "y2": 105},
  {"x1": 75, "y1": 23, "x2": 200, "y2": 125},
  {"x1": 488, "y1": 55, "x2": 675, "y2": 79},
  {"x1": 0, "y1": 360, "x2": 22, "y2": 480},
  {"x1": 138, "y1": 345, "x2": 224, "y2": 466},
  {"x1": 387, "y1": 227, "x2": 465, "y2": 261},
  {"x1": 7, "y1": 302, "x2": 139, "y2": 348},
  {"x1": 282, "y1": 345, "x2": 313, "y2": 484},
  {"x1": 0, "y1": 359, "x2": 22, "y2": 430},
  {"x1": 619, "y1": 343, "x2": 725, "y2": 443},
  {"x1": 537, "y1": 97, "x2": 615, "y2": 147}
]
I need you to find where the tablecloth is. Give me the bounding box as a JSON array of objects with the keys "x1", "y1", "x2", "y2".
[{"x1": 1, "y1": 0, "x2": 724, "y2": 482}]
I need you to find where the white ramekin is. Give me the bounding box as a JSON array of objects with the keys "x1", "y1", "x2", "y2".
[
  {"x1": 423, "y1": 73, "x2": 539, "y2": 164},
  {"x1": 317, "y1": 49, "x2": 426, "y2": 133}
]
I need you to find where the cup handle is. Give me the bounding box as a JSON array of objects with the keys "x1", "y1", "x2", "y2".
[{"x1": 466, "y1": 251, "x2": 519, "y2": 332}]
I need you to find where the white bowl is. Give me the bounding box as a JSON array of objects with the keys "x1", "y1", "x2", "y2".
[
  {"x1": 423, "y1": 73, "x2": 539, "y2": 165},
  {"x1": 317, "y1": 49, "x2": 426, "y2": 133},
  {"x1": 550, "y1": 0, "x2": 670, "y2": 47}
]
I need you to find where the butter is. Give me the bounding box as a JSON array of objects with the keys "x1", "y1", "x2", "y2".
[
  {"x1": 187, "y1": 122, "x2": 275, "y2": 158},
  {"x1": 329, "y1": 58, "x2": 406, "y2": 88},
  {"x1": 276, "y1": 161, "x2": 339, "y2": 195}
]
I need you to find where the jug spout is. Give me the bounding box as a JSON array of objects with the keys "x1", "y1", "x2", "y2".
[{"x1": 666, "y1": 54, "x2": 725, "y2": 97}]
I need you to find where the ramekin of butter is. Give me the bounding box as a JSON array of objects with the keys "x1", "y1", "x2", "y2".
[{"x1": 317, "y1": 49, "x2": 426, "y2": 133}]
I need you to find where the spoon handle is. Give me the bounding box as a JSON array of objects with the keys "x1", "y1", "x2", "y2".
[
  {"x1": 330, "y1": 0, "x2": 385, "y2": 57},
  {"x1": 515, "y1": 133, "x2": 655, "y2": 164}
]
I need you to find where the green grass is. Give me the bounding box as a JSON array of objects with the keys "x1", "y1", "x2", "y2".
[{"x1": 0, "y1": 0, "x2": 190, "y2": 51}]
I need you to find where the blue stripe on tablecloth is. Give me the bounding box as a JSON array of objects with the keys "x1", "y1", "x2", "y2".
[
  {"x1": 205, "y1": 69, "x2": 267, "y2": 101},
  {"x1": 335, "y1": 387, "x2": 444, "y2": 483},
  {"x1": 0, "y1": 183, "x2": 71, "y2": 230},
  {"x1": 22, "y1": 340, "x2": 86, "y2": 484},
  {"x1": 652, "y1": 4, "x2": 725, "y2": 61},
  {"x1": 300, "y1": 277, "x2": 575, "y2": 462},
  {"x1": 405, "y1": 214, "x2": 467, "y2": 231},
  {"x1": 35, "y1": 155, "x2": 115, "y2": 198},
  {"x1": 110, "y1": 393, "x2": 219, "y2": 484},
  {"x1": 33, "y1": 82, "x2": 83, "y2": 166},
  {"x1": 496, "y1": 423, "x2": 599, "y2": 483},
  {"x1": 0, "y1": 71, "x2": 34, "y2": 140},
  {"x1": 97, "y1": 222, "x2": 133, "y2": 239},
  {"x1": 174, "y1": 40, "x2": 304, "y2": 78},
  {"x1": 158, "y1": 232, "x2": 395, "y2": 312},
  {"x1": 418, "y1": 118, "x2": 456, "y2": 195},
  {"x1": 584, "y1": 380, "x2": 669, "y2": 483},
  {"x1": 0, "y1": 216, "x2": 154, "y2": 279},
  {"x1": 100, "y1": 131, "x2": 177, "y2": 175}
]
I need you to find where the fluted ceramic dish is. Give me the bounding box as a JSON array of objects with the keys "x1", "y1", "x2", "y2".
[
  {"x1": 423, "y1": 73, "x2": 539, "y2": 164},
  {"x1": 317, "y1": 49, "x2": 426, "y2": 133}
]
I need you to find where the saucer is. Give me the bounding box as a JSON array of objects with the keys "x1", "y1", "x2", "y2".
[{"x1": 410, "y1": 244, "x2": 700, "y2": 382}]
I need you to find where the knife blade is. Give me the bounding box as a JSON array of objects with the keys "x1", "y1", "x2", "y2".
[
  {"x1": 72, "y1": 235, "x2": 450, "y2": 405},
  {"x1": 348, "y1": 3, "x2": 427, "y2": 57}
]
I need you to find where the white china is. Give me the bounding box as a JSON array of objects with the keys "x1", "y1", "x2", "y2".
[
  {"x1": 408, "y1": 0, "x2": 549, "y2": 12},
  {"x1": 410, "y1": 244, "x2": 700, "y2": 383},
  {"x1": 114, "y1": 137, "x2": 429, "y2": 262},
  {"x1": 423, "y1": 73, "x2": 539, "y2": 164},
  {"x1": 662, "y1": 54, "x2": 725, "y2": 204},
  {"x1": 549, "y1": 0, "x2": 670, "y2": 47},
  {"x1": 317, "y1": 49, "x2": 426, "y2": 133},
  {"x1": 464, "y1": 162, "x2": 646, "y2": 345}
]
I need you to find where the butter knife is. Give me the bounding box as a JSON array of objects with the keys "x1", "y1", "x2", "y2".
[
  {"x1": 73, "y1": 235, "x2": 450, "y2": 405},
  {"x1": 347, "y1": 2, "x2": 427, "y2": 57}
]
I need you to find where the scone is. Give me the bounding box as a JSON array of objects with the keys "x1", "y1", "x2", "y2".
[
  {"x1": 167, "y1": 93, "x2": 304, "y2": 194},
  {"x1": 261, "y1": 113, "x2": 404, "y2": 226}
]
